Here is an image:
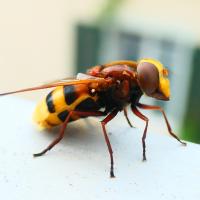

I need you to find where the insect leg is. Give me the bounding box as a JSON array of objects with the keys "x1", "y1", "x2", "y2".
[
  {"x1": 123, "y1": 107, "x2": 134, "y2": 128},
  {"x1": 131, "y1": 105, "x2": 149, "y2": 161},
  {"x1": 137, "y1": 103, "x2": 187, "y2": 146},
  {"x1": 33, "y1": 111, "x2": 105, "y2": 157},
  {"x1": 101, "y1": 109, "x2": 118, "y2": 178}
]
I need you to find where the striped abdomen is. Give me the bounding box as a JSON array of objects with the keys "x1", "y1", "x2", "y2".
[{"x1": 33, "y1": 84, "x2": 100, "y2": 129}]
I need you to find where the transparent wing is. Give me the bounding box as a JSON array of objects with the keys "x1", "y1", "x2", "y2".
[
  {"x1": 42, "y1": 73, "x2": 99, "y2": 84},
  {"x1": 76, "y1": 73, "x2": 101, "y2": 80},
  {"x1": 0, "y1": 75, "x2": 108, "y2": 96}
]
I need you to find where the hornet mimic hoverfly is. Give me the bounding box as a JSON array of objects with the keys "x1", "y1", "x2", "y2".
[{"x1": 0, "y1": 58, "x2": 186, "y2": 177}]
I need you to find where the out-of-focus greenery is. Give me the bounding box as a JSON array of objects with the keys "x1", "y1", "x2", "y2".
[
  {"x1": 95, "y1": 0, "x2": 126, "y2": 24},
  {"x1": 182, "y1": 48, "x2": 200, "y2": 144}
]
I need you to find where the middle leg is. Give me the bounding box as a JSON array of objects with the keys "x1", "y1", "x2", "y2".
[
  {"x1": 131, "y1": 105, "x2": 149, "y2": 161},
  {"x1": 101, "y1": 109, "x2": 119, "y2": 178}
]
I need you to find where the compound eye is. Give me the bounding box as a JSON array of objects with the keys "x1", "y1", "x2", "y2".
[{"x1": 137, "y1": 62, "x2": 159, "y2": 95}]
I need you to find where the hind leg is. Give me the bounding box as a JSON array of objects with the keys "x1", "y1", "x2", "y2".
[{"x1": 33, "y1": 111, "x2": 104, "y2": 157}]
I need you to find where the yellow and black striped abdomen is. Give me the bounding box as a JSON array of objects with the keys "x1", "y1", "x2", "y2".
[{"x1": 33, "y1": 84, "x2": 100, "y2": 129}]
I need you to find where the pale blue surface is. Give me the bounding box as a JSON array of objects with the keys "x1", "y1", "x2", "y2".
[{"x1": 0, "y1": 96, "x2": 199, "y2": 200}]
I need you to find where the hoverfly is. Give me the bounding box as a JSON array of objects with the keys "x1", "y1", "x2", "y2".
[{"x1": 0, "y1": 58, "x2": 186, "y2": 177}]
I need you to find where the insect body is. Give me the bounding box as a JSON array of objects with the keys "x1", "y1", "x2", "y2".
[
  {"x1": 0, "y1": 58, "x2": 186, "y2": 178},
  {"x1": 33, "y1": 84, "x2": 100, "y2": 129}
]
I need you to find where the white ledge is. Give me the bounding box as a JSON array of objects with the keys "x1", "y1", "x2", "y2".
[{"x1": 0, "y1": 96, "x2": 199, "y2": 200}]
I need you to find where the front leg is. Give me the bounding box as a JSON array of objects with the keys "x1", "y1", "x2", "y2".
[{"x1": 137, "y1": 103, "x2": 186, "y2": 146}]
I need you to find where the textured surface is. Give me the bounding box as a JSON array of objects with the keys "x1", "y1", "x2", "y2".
[{"x1": 0, "y1": 96, "x2": 199, "y2": 200}]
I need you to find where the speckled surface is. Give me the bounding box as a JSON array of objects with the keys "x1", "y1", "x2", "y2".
[{"x1": 0, "y1": 96, "x2": 199, "y2": 200}]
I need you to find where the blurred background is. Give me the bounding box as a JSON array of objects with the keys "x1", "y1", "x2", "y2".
[{"x1": 0, "y1": 0, "x2": 199, "y2": 143}]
